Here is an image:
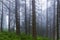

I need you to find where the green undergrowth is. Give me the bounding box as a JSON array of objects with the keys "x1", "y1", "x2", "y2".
[{"x1": 0, "y1": 31, "x2": 50, "y2": 40}]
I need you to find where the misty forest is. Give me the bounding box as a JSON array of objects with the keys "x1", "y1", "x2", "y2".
[{"x1": 0, "y1": 0, "x2": 59, "y2": 40}]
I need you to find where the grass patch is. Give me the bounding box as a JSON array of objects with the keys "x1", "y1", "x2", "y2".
[{"x1": 0, "y1": 32, "x2": 51, "y2": 40}]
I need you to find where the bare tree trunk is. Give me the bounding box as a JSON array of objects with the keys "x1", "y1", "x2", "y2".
[
  {"x1": 8, "y1": 1, "x2": 10, "y2": 32},
  {"x1": 40, "y1": 1, "x2": 42, "y2": 36},
  {"x1": 15, "y1": 0, "x2": 20, "y2": 35},
  {"x1": 53, "y1": 0, "x2": 55, "y2": 40},
  {"x1": 28, "y1": 0, "x2": 32, "y2": 35},
  {"x1": 25, "y1": 0, "x2": 27, "y2": 34},
  {"x1": 57, "y1": 0, "x2": 59, "y2": 40},
  {"x1": 46, "y1": 0, "x2": 48, "y2": 37},
  {"x1": 1, "y1": 0, "x2": 3, "y2": 32},
  {"x1": 50, "y1": 18, "x2": 52, "y2": 40},
  {"x1": 28, "y1": 10, "x2": 31, "y2": 35},
  {"x1": 12, "y1": 2, "x2": 15, "y2": 32},
  {"x1": 32, "y1": 0, "x2": 37, "y2": 40}
]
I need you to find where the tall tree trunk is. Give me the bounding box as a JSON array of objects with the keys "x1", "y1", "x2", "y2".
[
  {"x1": 15, "y1": 0, "x2": 20, "y2": 35},
  {"x1": 46, "y1": 0, "x2": 48, "y2": 37},
  {"x1": 50, "y1": 17, "x2": 52, "y2": 40},
  {"x1": 28, "y1": 0, "x2": 32, "y2": 35},
  {"x1": 53, "y1": 0, "x2": 55, "y2": 40},
  {"x1": 40, "y1": 1, "x2": 42, "y2": 36},
  {"x1": 32, "y1": 0, "x2": 37, "y2": 40},
  {"x1": 12, "y1": 2, "x2": 15, "y2": 32},
  {"x1": 57, "y1": 0, "x2": 59, "y2": 40},
  {"x1": 28, "y1": 12, "x2": 31, "y2": 34},
  {"x1": 8, "y1": 1, "x2": 10, "y2": 32},
  {"x1": 1, "y1": 0, "x2": 3, "y2": 32},
  {"x1": 25, "y1": 0, "x2": 27, "y2": 34}
]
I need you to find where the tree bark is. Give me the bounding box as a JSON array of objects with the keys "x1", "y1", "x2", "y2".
[
  {"x1": 53, "y1": 0, "x2": 55, "y2": 40},
  {"x1": 46, "y1": 0, "x2": 48, "y2": 37},
  {"x1": 1, "y1": 0, "x2": 3, "y2": 32},
  {"x1": 40, "y1": 1, "x2": 42, "y2": 36},
  {"x1": 57, "y1": 0, "x2": 59, "y2": 40},
  {"x1": 32, "y1": 0, "x2": 37, "y2": 40},
  {"x1": 15, "y1": 0, "x2": 20, "y2": 35},
  {"x1": 25, "y1": 0, "x2": 27, "y2": 34},
  {"x1": 8, "y1": 1, "x2": 10, "y2": 32}
]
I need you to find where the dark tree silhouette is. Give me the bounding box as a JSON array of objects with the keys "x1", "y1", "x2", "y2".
[
  {"x1": 28, "y1": 0, "x2": 32, "y2": 35},
  {"x1": 15, "y1": 0, "x2": 20, "y2": 35},
  {"x1": 40, "y1": 1, "x2": 42, "y2": 36},
  {"x1": 50, "y1": 17, "x2": 52, "y2": 39},
  {"x1": 53, "y1": 0, "x2": 55, "y2": 40},
  {"x1": 32, "y1": 0, "x2": 37, "y2": 40},
  {"x1": 57, "y1": 0, "x2": 59, "y2": 40},
  {"x1": 25, "y1": 0, "x2": 28, "y2": 34},
  {"x1": 1, "y1": 0, "x2": 3, "y2": 32},
  {"x1": 46, "y1": 0, "x2": 48, "y2": 37},
  {"x1": 8, "y1": 1, "x2": 10, "y2": 32}
]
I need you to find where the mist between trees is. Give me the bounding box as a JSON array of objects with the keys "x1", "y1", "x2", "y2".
[{"x1": 0, "y1": 0, "x2": 59, "y2": 40}]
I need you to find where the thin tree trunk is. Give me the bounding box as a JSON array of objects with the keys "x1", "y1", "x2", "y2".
[
  {"x1": 25, "y1": 0, "x2": 27, "y2": 34},
  {"x1": 28, "y1": 11, "x2": 31, "y2": 34},
  {"x1": 57, "y1": 0, "x2": 59, "y2": 40},
  {"x1": 40, "y1": 1, "x2": 42, "y2": 36},
  {"x1": 32, "y1": 0, "x2": 37, "y2": 40},
  {"x1": 46, "y1": 0, "x2": 48, "y2": 37},
  {"x1": 15, "y1": 0, "x2": 20, "y2": 35},
  {"x1": 1, "y1": 0, "x2": 3, "y2": 32},
  {"x1": 12, "y1": 2, "x2": 15, "y2": 32},
  {"x1": 53, "y1": 0, "x2": 55, "y2": 40},
  {"x1": 8, "y1": 1, "x2": 10, "y2": 32},
  {"x1": 28, "y1": 0, "x2": 32, "y2": 35},
  {"x1": 50, "y1": 18, "x2": 52, "y2": 40}
]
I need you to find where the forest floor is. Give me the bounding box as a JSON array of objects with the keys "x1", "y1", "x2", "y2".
[{"x1": 0, "y1": 31, "x2": 51, "y2": 40}]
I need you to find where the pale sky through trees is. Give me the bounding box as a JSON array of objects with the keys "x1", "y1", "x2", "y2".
[
  {"x1": 4, "y1": 0, "x2": 57, "y2": 29},
  {"x1": 0, "y1": 0, "x2": 58, "y2": 40}
]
